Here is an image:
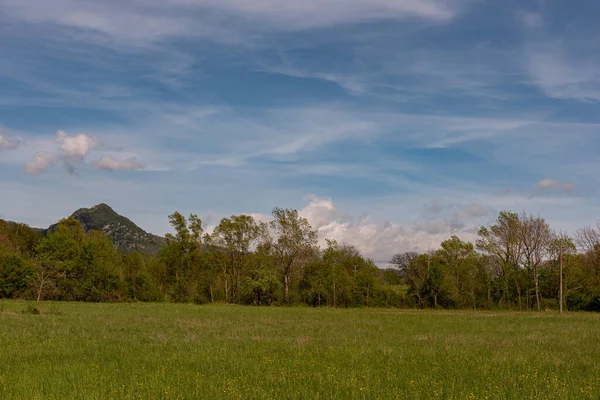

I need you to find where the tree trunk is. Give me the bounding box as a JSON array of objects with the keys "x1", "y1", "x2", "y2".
[
  {"x1": 284, "y1": 274, "x2": 289, "y2": 303},
  {"x1": 559, "y1": 240, "x2": 564, "y2": 314},
  {"x1": 534, "y1": 267, "x2": 541, "y2": 311},
  {"x1": 333, "y1": 281, "x2": 336, "y2": 308},
  {"x1": 516, "y1": 281, "x2": 522, "y2": 311},
  {"x1": 36, "y1": 276, "x2": 45, "y2": 310}
]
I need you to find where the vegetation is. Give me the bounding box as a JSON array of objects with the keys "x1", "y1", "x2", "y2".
[
  {"x1": 1, "y1": 301, "x2": 599, "y2": 399},
  {"x1": 1, "y1": 205, "x2": 600, "y2": 311}
]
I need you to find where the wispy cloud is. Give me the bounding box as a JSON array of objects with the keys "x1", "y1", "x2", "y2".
[
  {"x1": 525, "y1": 43, "x2": 600, "y2": 102},
  {"x1": 96, "y1": 156, "x2": 144, "y2": 171},
  {"x1": 520, "y1": 10, "x2": 600, "y2": 102},
  {"x1": 0, "y1": 0, "x2": 461, "y2": 45},
  {"x1": 533, "y1": 178, "x2": 576, "y2": 196}
]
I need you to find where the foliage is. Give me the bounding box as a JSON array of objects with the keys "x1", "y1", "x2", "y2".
[{"x1": 1, "y1": 204, "x2": 600, "y2": 311}]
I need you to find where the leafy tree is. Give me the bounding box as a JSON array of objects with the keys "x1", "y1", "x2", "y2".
[
  {"x1": 160, "y1": 212, "x2": 204, "y2": 302},
  {"x1": 437, "y1": 235, "x2": 479, "y2": 308},
  {"x1": 206, "y1": 215, "x2": 265, "y2": 303},
  {"x1": 0, "y1": 255, "x2": 34, "y2": 299},
  {"x1": 477, "y1": 211, "x2": 522, "y2": 308},
  {"x1": 266, "y1": 208, "x2": 318, "y2": 304}
]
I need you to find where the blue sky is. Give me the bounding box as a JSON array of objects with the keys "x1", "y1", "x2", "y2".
[{"x1": 1, "y1": 0, "x2": 599, "y2": 263}]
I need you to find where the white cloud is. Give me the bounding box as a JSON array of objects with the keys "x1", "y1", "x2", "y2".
[
  {"x1": 56, "y1": 129, "x2": 97, "y2": 160},
  {"x1": 0, "y1": 133, "x2": 20, "y2": 150},
  {"x1": 24, "y1": 151, "x2": 54, "y2": 174},
  {"x1": 297, "y1": 195, "x2": 479, "y2": 265},
  {"x1": 95, "y1": 156, "x2": 144, "y2": 171},
  {"x1": 21, "y1": 129, "x2": 145, "y2": 174}
]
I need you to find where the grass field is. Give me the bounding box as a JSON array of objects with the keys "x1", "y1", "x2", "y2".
[{"x1": 1, "y1": 301, "x2": 599, "y2": 399}]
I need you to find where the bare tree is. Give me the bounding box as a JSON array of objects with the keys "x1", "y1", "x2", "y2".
[
  {"x1": 574, "y1": 224, "x2": 600, "y2": 254},
  {"x1": 389, "y1": 252, "x2": 419, "y2": 278},
  {"x1": 518, "y1": 212, "x2": 552, "y2": 311}
]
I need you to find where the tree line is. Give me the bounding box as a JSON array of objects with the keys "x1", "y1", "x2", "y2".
[{"x1": 1, "y1": 208, "x2": 599, "y2": 311}]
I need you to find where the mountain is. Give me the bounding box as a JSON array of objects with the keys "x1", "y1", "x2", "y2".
[{"x1": 46, "y1": 203, "x2": 166, "y2": 255}]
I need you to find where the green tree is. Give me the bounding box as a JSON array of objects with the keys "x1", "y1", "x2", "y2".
[
  {"x1": 0, "y1": 255, "x2": 34, "y2": 299},
  {"x1": 437, "y1": 235, "x2": 479, "y2": 308},
  {"x1": 266, "y1": 208, "x2": 318, "y2": 304},
  {"x1": 206, "y1": 215, "x2": 265, "y2": 303},
  {"x1": 160, "y1": 212, "x2": 204, "y2": 302},
  {"x1": 477, "y1": 211, "x2": 523, "y2": 308}
]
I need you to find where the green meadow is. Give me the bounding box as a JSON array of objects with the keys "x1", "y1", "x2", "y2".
[{"x1": 1, "y1": 301, "x2": 599, "y2": 399}]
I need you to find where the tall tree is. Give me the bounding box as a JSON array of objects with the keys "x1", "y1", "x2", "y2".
[
  {"x1": 267, "y1": 208, "x2": 318, "y2": 304},
  {"x1": 518, "y1": 212, "x2": 551, "y2": 311},
  {"x1": 437, "y1": 235, "x2": 479, "y2": 308},
  {"x1": 207, "y1": 214, "x2": 266, "y2": 302},
  {"x1": 477, "y1": 211, "x2": 522, "y2": 308},
  {"x1": 160, "y1": 212, "x2": 204, "y2": 302}
]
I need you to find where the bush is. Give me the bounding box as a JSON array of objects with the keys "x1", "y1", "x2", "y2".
[{"x1": 21, "y1": 303, "x2": 40, "y2": 315}]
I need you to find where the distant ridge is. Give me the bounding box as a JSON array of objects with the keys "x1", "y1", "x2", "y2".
[{"x1": 45, "y1": 203, "x2": 166, "y2": 255}]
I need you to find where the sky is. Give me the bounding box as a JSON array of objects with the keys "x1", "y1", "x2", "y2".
[{"x1": 1, "y1": 0, "x2": 599, "y2": 265}]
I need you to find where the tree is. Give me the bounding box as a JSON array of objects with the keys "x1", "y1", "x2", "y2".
[
  {"x1": 437, "y1": 235, "x2": 479, "y2": 308},
  {"x1": 35, "y1": 217, "x2": 85, "y2": 300},
  {"x1": 160, "y1": 212, "x2": 204, "y2": 302},
  {"x1": 0, "y1": 255, "x2": 34, "y2": 299},
  {"x1": 267, "y1": 208, "x2": 318, "y2": 304},
  {"x1": 402, "y1": 252, "x2": 433, "y2": 308},
  {"x1": 477, "y1": 211, "x2": 522, "y2": 308},
  {"x1": 390, "y1": 252, "x2": 419, "y2": 279},
  {"x1": 574, "y1": 224, "x2": 600, "y2": 254},
  {"x1": 518, "y1": 213, "x2": 551, "y2": 311},
  {"x1": 207, "y1": 215, "x2": 266, "y2": 302},
  {"x1": 548, "y1": 234, "x2": 578, "y2": 312}
]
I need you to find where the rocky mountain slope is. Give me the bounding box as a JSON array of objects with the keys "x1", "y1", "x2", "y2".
[{"x1": 46, "y1": 203, "x2": 165, "y2": 255}]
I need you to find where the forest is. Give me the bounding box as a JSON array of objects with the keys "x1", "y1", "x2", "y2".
[{"x1": 1, "y1": 207, "x2": 600, "y2": 312}]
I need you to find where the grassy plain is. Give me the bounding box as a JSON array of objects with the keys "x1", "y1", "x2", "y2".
[{"x1": 1, "y1": 301, "x2": 599, "y2": 399}]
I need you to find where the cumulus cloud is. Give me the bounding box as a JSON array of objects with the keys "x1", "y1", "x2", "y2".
[
  {"x1": 24, "y1": 130, "x2": 97, "y2": 174},
  {"x1": 533, "y1": 178, "x2": 576, "y2": 196},
  {"x1": 296, "y1": 195, "x2": 479, "y2": 265},
  {"x1": 56, "y1": 130, "x2": 97, "y2": 160},
  {"x1": 95, "y1": 156, "x2": 144, "y2": 171},
  {"x1": 24, "y1": 151, "x2": 54, "y2": 174},
  {"x1": 299, "y1": 195, "x2": 340, "y2": 229},
  {"x1": 0, "y1": 133, "x2": 21, "y2": 150},
  {"x1": 24, "y1": 130, "x2": 144, "y2": 174}
]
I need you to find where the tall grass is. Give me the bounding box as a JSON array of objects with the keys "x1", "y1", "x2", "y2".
[{"x1": 1, "y1": 301, "x2": 599, "y2": 399}]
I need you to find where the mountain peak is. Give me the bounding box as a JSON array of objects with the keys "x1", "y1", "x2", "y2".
[{"x1": 48, "y1": 203, "x2": 165, "y2": 255}]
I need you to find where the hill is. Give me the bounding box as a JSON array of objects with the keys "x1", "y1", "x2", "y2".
[{"x1": 45, "y1": 203, "x2": 165, "y2": 255}]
